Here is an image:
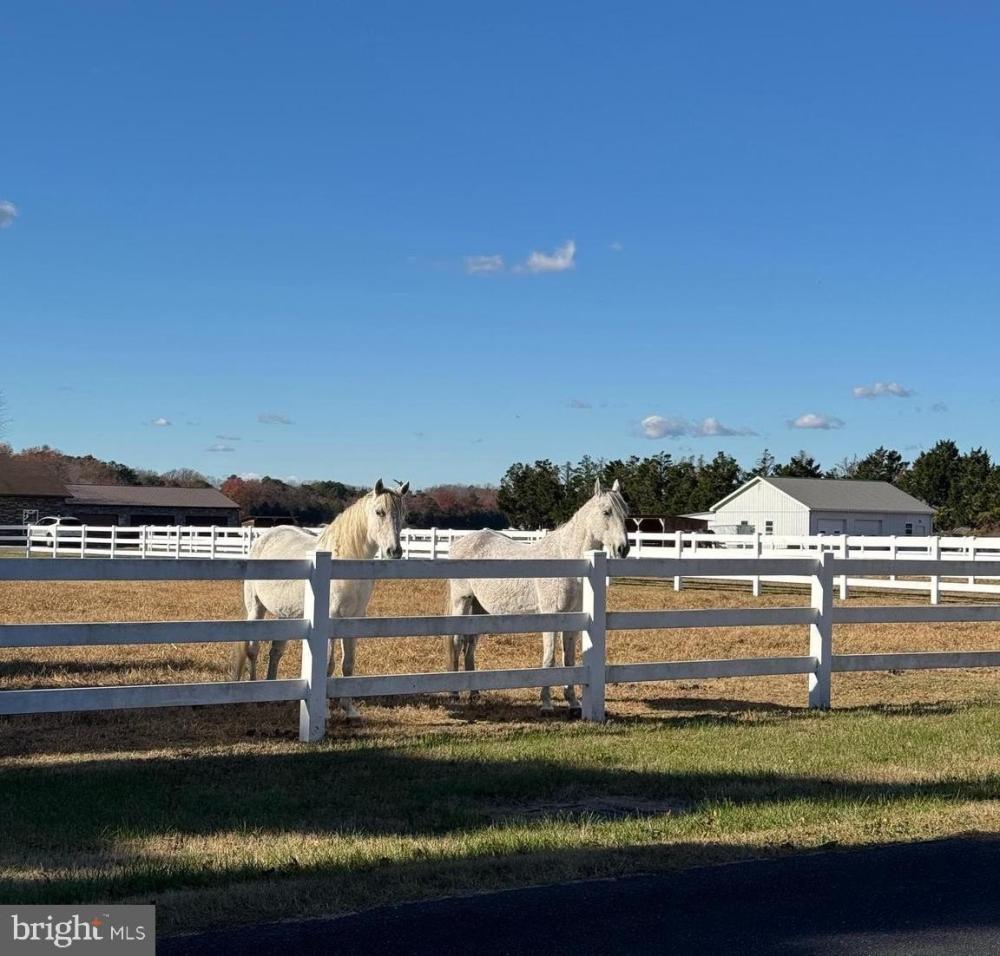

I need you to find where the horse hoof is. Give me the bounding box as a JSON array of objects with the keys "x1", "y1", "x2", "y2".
[
  {"x1": 539, "y1": 706, "x2": 556, "y2": 718},
  {"x1": 568, "y1": 705, "x2": 582, "y2": 720}
]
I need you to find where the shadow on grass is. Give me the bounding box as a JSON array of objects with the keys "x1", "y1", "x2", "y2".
[{"x1": 2, "y1": 735, "x2": 999, "y2": 908}]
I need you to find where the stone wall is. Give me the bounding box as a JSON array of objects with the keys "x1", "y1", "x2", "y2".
[{"x1": 0, "y1": 496, "x2": 68, "y2": 525}]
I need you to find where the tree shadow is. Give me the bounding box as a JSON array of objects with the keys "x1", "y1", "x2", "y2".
[{"x1": 3, "y1": 743, "x2": 999, "y2": 904}]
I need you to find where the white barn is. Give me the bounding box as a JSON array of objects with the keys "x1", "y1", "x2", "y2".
[{"x1": 710, "y1": 476, "x2": 934, "y2": 537}]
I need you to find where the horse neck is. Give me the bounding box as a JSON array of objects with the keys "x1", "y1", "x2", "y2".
[
  {"x1": 316, "y1": 498, "x2": 377, "y2": 559},
  {"x1": 539, "y1": 506, "x2": 600, "y2": 558}
]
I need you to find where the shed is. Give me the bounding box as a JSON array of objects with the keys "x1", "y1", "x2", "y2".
[{"x1": 710, "y1": 476, "x2": 933, "y2": 537}]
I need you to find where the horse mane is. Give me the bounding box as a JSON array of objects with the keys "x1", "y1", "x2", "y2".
[
  {"x1": 558, "y1": 488, "x2": 629, "y2": 531},
  {"x1": 314, "y1": 489, "x2": 405, "y2": 558}
]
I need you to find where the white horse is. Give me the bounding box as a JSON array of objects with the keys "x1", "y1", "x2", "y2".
[
  {"x1": 232, "y1": 478, "x2": 408, "y2": 721},
  {"x1": 446, "y1": 479, "x2": 629, "y2": 715}
]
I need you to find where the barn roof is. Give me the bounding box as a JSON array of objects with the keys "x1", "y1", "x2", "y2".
[
  {"x1": 65, "y1": 484, "x2": 239, "y2": 510},
  {"x1": 712, "y1": 476, "x2": 934, "y2": 515},
  {"x1": 0, "y1": 460, "x2": 69, "y2": 497}
]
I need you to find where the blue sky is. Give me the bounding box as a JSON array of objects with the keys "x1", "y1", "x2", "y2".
[{"x1": 2, "y1": 2, "x2": 998, "y2": 487}]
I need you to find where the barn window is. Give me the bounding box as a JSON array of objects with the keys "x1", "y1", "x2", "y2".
[
  {"x1": 905, "y1": 522, "x2": 913, "y2": 536},
  {"x1": 765, "y1": 520, "x2": 774, "y2": 534}
]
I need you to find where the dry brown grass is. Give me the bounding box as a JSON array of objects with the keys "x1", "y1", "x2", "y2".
[{"x1": 2, "y1": 573, "x2": 1000, "y2": 756}]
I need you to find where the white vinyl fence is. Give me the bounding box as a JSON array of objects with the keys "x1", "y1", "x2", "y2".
[
  {"x1": 3, "y1": 552, "x2": 1000, "y2": 742},
  {"x1": 18, "y1": 523, "x2": 1000, "y2": 602}
]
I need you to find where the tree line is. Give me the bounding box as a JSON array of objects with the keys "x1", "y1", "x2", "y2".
[
  {"x1": 6, "y1": 439, "x2": 1000, "y2": 532},
  {"x1": 497, "y1": 441, "x2": 1000, "y2": 533}
]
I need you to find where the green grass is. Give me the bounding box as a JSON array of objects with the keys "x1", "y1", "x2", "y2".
[{"x1": 2, "y1": 698, "x2": 999, "y2": 933}]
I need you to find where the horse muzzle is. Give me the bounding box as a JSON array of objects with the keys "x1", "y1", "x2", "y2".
[{"x1": 386, "y1": 545, "x2": 403, "y2": 559}]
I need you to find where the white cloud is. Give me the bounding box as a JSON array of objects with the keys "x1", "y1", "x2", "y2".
[
  {"x1": 239, "y1": 472, "x2": 262, "y2": 480},
  {"x1": 852, "y1": 381, "x2": 913, "y2": 399},
  {"x1": 0, "y1": 201, "x2": 17, "y2": 229},
  {"x1": 464, "y1": 254, "x2": 504, "y2": 275},
  {"x1": 151, "y1": 417, "x2": 172, "y2": 427},
  {"x1": 258, "y1": 412, "x2": 293, "y2": 425},
  {"x1": 519, "y1": 239, "x2": 576, "y2": 274},
  {"x1": 609, "y1": 241, "x2": 623, "y2": 253},
  {"x1": 640, "y1": 415, "x2": 689, "y2": 439},
  {"x1": 639, "y1": 414, "x2": 757, "y2": 439},
  {"x1": 790, "y1": 413, "x2": 845, "y2": 430},
  {"x1": 216, "y1": 434, "x2": 242, "y2": 441},
  {"x1": 568, "y1": 398, "x2": 592, "y2": 409},
  {"x1": 691, "y1": 417, "x2": 757, "y2": 437},
  {"x1": 207, "y1": 443, "x2": 234, "y2": 453}
]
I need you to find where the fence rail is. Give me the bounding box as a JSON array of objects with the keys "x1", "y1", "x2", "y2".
[
  {"x1": 3, "y1": 552, "x2": 1000, "y2": 741},
  {"x1": 14, "y1": 523, "x2": 1000, "y2": 602}
]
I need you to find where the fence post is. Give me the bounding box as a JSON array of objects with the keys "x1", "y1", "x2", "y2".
[
  {"x1": 809, "y1": 551, "x2": 833, "y2": 709},
  {"x1": 889, "y1": 535, "x2": 897, "y2": 581},
  {"x1": 581, "y1": 549, "x2": 607, "y2": 722},
  {"x1": 110, "y1": 525, "x2": 117, "y2": 560},
  {"x1": 430, "y1": 527, "x2": 438, "y2": 560},
  {"x1": 174, "y1": 526, "x2": 181, "y2": 560},
  {"x1": 674, "y1": 530, "x2": 683, "y2": 592},
  {"x1": 300, "y1": 550, "x2": 332, "y2": 742},
  {"x1": 80, "y1": 524, "x2": 87, "y2": 559},
  {"x1": 929, "y1": 535, "x2": 940, "y2": 605},
  {"x1": 751, "y1": 531, "x2": 761, "y2": 597},
  {"x1": 839, "y1": 535, "x2": 849, "y2": 600},
  {"x1": 969, "y1": 537, "x2": 976, "y2": 586},
  {"x1": 210, "y1": 526, "x2": 217, "y2": 560},
  {"x1": 140, "y1": 526, "x2": 147, "y2": 559}
]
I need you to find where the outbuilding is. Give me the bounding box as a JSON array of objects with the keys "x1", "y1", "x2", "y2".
[{"x1": 709, "y1": 476, "x2": 933, "y2": 536}]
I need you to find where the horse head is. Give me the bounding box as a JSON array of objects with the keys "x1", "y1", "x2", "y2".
[
  {"x1": 584, "y1": 478, "x2": 630, "y2": 558},
  {"x1": 366, "y1": 477, "x2": 409, "y2": 558}
]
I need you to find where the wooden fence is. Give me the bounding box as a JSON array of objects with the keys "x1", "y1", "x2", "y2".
[{"x1": 3, "y1": 553, "x2": 1000, "y2": 742}]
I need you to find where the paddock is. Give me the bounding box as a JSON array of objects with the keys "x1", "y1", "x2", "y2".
[{"x1": 3, "y1": 554, "x2": 1000, "y2": 935}]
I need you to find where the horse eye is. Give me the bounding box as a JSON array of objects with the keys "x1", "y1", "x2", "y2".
[
  {"x1": 376, "y1": 509, "x2": 386, "y2": 518},
  {"x1": 603, "y1": 509, "x2": 612, "y2": 517}
]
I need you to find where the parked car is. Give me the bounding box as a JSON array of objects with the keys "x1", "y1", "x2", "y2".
[{"x1": 30, "y1": 516, "x2": 84, "y2": 548}]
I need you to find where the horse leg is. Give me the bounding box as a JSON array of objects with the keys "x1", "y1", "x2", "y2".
[
  {"x1": 463, "y1": 636, "x2": 479, "y2": 701},
  {"x1": 447, "y1": 582, "x2": 475, "y2": 701},
  {"x1": 339, "y1": 637, "x2": 361, "y2": 722},
  {"x1": 265, "y1": 640, "x2": 287, "y2": 680},
  {"x1": 233, "y1": 586, "x2": 266, "y2": 680},
  {"x1": 540, "y1": 631, "x2": 556, "y2": 714},
  {"x1": 562, "y1": 630, "x2": 582, "y2": 717}
]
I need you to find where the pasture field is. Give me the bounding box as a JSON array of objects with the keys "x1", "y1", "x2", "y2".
[{"x1": 2, "y1": 573, "x2": 1000, "y2": 933}]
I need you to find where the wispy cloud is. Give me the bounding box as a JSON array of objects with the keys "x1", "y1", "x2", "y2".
[
  {"x1": 852, "y1": 381, "x2": 913, "y2": 399},
  {"x1": 568, "y1": 398, "x2": 592, "y2": 409},
  {"x1": 691, "y1": 417, "x2": 757, "y2": 437},
  {"x1": 464, "y1": 254, "x2": 504, "y2": 275},
  {"x1": 150, "y1": 417, "x2": 172, "y2": 427},
  {"x1": 0, "y1": 201, "x2": 17, "y2": 229},
  {"x1": 930, "y1": 401, "x2": 948, "y2": 413},
  {"x1": 207, "y1": 443, "x2": 234, "y2": 453},
  {"x1": 790, "y1": 413, "x2": 845, "y2": 430},
  {"x1": 258, "y1": 412, "x2": 293, "y2": 425},
  {"x1": 609, "y1": 241, "x2": 623, "y2": 253},
  {"x1": 638, "y1": 414, "x2": 756, "y2": 440},
  {"x1": 216, "y1": 434, "x2": 242, "y2": 441},
  {"x1": 518, "y1": 239, "x2": 576, "y2": 274}
]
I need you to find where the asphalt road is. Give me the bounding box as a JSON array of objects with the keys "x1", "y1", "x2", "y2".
[{"x1": 162, "y1": 836, "x2": 1000, "y2": 955}]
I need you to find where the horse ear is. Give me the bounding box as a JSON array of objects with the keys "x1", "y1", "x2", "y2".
[
  {"x1": 593, "y1": 477, "x2": 602, "y2": 496},
  {"x1": 612, "y1": 478, "x2": 621, "y2": 493},
  {"x1": 373, "y1": 478, "x2": 384, "y2": 496},
  {"x1": 398, "y1": 481, "x2": 410, "y2": 496}
]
